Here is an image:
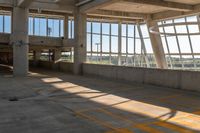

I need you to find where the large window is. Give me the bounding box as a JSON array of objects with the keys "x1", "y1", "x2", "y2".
[
  {"x1": 28, "y1": 15, "x2": 64, "y2": 37},
  {"x1": 0, "y1": 12, "x2": 11, "y2": 33},
  {"x1": 159, "y1": 15, "x2": 200, "y2": 70},
  {"x1": 87, "y1": 20, "x2": 156, "y2": 68}
]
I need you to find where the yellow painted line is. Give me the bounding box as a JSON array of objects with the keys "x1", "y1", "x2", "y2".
[
  {"x1": 134, "y1": 124, "x2": 163, "y2": 133},
  {"x1": 105, "y1": 128, "x2": 133, "y2": 133},
  {"x1": 154, "y1": 121, "x2": 194, "y2": 133},
  {"x1": 76, "y1": 111, "x2": 117, "y2": 130},
  {"x1": 193, "y1": 111, "x2": 200, "y2": 115},
  {"x1": 159, "y1": 94, "x2": 182, "y2": 100},
  {"x1": 98, "y1": 108, "x2": 134, "y2": 124}
]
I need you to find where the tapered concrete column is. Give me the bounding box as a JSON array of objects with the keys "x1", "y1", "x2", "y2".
[
  {"x1": 73, "y1": 9, "x2": 87, "y2": 75},
  {"x1": 11, "y1": 7, "x2": 29, "y2": 76},
  {"x1": 146, "y1": 19, "x2": 168, "y2": 69},
  {"x1": 33, "y1": 51, "x2": 41, "y2": 66},
  {"x1": 53, "y1": 49, "x2": 62, "y2": 63}
]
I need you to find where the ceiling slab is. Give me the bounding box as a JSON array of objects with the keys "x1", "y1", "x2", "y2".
[
  {"x1": 165, "y1": 0, "x2": 200, "y2": 5},
  {"x1": 100, "y1": 2, "x2": 169, "y2": 14}
]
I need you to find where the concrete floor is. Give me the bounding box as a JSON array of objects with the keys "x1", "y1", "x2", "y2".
[{"x1": 0, "y1": 65, "x2": 200, "y2": 133}]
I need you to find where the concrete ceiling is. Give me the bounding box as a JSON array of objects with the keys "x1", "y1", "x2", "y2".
[
  {"x1": 100, "y1": 2, "x2": 169, "y2": 14},
  {"x1": 165, "y1": 0, "x2": 200, "y2": 5}
]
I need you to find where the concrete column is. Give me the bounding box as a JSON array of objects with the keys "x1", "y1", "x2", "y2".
[
  {"x1": 53, "y1": 49, "x2": 62, "y2": 63},
  {"x1": 73, "y1": 8, "x2": 87, "y2": 75},
  {"x1": 146, "y1": 19, "x2": 168, "y2": 69},
  {"x1": 64, "y1": 15, "x2": 69, "y2": 39},
  {"x1": 11, "y1": 7, "x2": 29, "y2": 76},
  {"x1": 33, "y1": 51, "x2": 41, "y2": 66}
]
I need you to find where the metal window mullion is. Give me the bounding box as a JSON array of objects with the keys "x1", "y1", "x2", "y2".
[
  {"x1": 100, "y1": 22, "x2": 102, "y2": 63},
  {"x1": 33, "y1": 17, "x2": 35, "y2": 36},
  {"x1": 162, "y1": 21, "x2": 173, "y2": 69},
  {"x1": 173, "y1": 20, "x2": 184, "y2": 68},
  {"x1": 59, "y1": 19, "x2": 61, "y2": 37},
  {"x1": 3, "y1": 15, "x2": 5, "y2": 33},
  {"x1": 46, "y1": 17, "x2": 48, "y2": 37},
  {"x1": 133, "y1": 25, "x2": 136, "y2": 66},
  {"x1": 91, "y1": 22, "x2": 93, "y2": 57},
  {"x1": 185, "y1": 17, "x2": 196, "y2": 68},
  {"x1": 109, "y1": 23, "x2": 112, "y2": 64}
]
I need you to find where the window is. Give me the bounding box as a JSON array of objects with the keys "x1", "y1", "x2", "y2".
[
  {"x1": 28, "y1": 15, "x2": 64, "y2": 37},
  {"x1": 0, "y1": 12, "x2": 11, "y2": 33},
  {"x1": 86, "y1": 20, "x2": 155, "y2": 68},
  {"x1": 159, "y1": 15, "x2": 200, "y2": 70}
]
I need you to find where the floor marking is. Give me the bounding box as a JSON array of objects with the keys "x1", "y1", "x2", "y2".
[
  {"x1": 98, "y1": 108, "x2": 134, "y2": 124},
  {"x1": 76, "y1": 111, "x2": 117, "y2": 130},
  {"x1": 134, "y1": 124, "x2": 163, "y2": 133},
  {"x1": 159, "y1": 94, "x2": 182, "y2": 100},
  {"x1": 154, "y1": 121, "x2": 195, "y2": 133}
]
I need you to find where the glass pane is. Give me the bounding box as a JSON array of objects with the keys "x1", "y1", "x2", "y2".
[
  {"x1": 128, "y1": 24, "x2": 134, "y2": 37},
  {"x1": 102, "y1": 35, "x2": 110, "y2": 52},
  {"x1": 111, "y1": 36, "x2": 118, "y2": 53},
  {"x1": 40, "y1": 18, "x2": 47, "y2": 36},
  {"x1": 175, "y1": 25, "x2": 187, "y2": 34},
  {"x1": 92, "y1": 22, "x2": 100, "y2": 33},
  {"x1": 102, "y1": 23, "x2": 110, "y2": 35},
  {"x1": 60, "y1": 20, "x2": 64, "y2": 37},
  {"x1": 144, "y1": 38, "x2": 153, "y2": 53},
  {"x1": 191, "y1": 35, "x2": 200, "y2": 53},
  {"x1": 87, "y1": 22, "x2": 91, "y2": 33},
  {"x1": 122, "y1": 37, "x2": 126, "y2": 53},
  {"x1": 122, "y1": 24, "x2": 127, "y2": 37},
  {"x1": 92, "y1": 34, "x2": 100, "y2": 52},
  {"x1": 186, "y1": 16, "x2": 197, "y2": 22},
  {"x1": 135, "y1": 39, "x2": 141, "y2": 54},
  {"x1": 34, "y1": 18, "x2": 40, "y2": 35},
  {"x1": 167, "y1": 36, "x2": 179, "y2": 53},
  {"x1": 178, "y1": 36, "x2": 191, "y2": 53},
  {"x1": 161, "y1": 36, "x2": 168, "y2": 53},
  {"x1": 0, "y1": 15, "x2": 3, "y2": 32},
  {"x1": 140, "y1": 24, "x2": 149, "y2": 38},
  {"x1": 128, "y1": 38, "x2": 134, "y2": 53},
  {"x1": 111, "y1": 23, "x2": 118, "y2": 35},
  {"x1": 174, "y1": 18, "x2": 185, "y2": 23},
  {"x1": 4, "y1": 15, "x2": 11, "y2": 33},
  {"x1": 29, "y1": 17, "x2": 33, "y2": 35},
  {"x1": 188, "y1": 25, "x2": 199, "y2": 33},
  {"x1": 87, "y1": 33, "x2": 91, "y2": 52}
]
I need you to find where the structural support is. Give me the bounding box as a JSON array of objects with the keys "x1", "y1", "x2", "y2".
[
  {"x1": 118, "y1": 22, "x2": 122, "y2": 66},
  {"x1": 146, "y1": 19, "x2": 168, "y2": 69},
  {"x1": 73, "y1": 8, "x2": 87, "y2": 75},
  {"x1": 64, "y1": 15, "x2": 69, "y2": 39},
  {"x1": 11, "y1": 6, "x2": 29, "y2": 76},
  {"x1": 33, "y1": 50, "x2": 41, "y2": 66},
  {"x1": 53, "y1": 49, "x2": 61, "y2": 63}
]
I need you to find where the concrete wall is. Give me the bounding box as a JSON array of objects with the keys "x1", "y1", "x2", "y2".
[
  {"x1": 30, "y1": 60, "x2": 74, "y2": 73},
  {"x1": 83, "y1": 63, "x2": 200, "y2": 92}
]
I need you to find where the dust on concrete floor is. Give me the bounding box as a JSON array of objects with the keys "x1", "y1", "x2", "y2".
[{"x1": 0, "y1": 66, "x2": 200, "y2": 133}]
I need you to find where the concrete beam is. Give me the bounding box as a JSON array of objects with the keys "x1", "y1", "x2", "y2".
[
  {"x1": 80, "y1": 0, "x2": 118, "y2": 13},
  {"x1": 18, "y1": 0, "x2": 34, "y2": 8},
  {"x1": 29, "y1": 1, "x2": 74, "y2": 13},
  {"x1": 87, "y1": 10, "x2": 147, "y2": 20},
  {"x1": 122, "y1": 0, "x2": 193, "y2": 12}
]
